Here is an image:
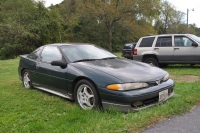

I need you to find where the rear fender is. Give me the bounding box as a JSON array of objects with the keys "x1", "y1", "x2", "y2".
[{"x1": 141, "y1": 51, "x2": 158, "y2": 56}]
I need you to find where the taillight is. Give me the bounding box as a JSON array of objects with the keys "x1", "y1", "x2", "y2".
[{"x1": 132, "y1": 49, "x2": 137, "y2": 55}]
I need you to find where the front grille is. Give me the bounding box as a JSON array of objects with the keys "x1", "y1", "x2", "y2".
[
  {"x1": 132, "y1": 87, "x2": 174, "y2": 109},
  {"x1": 132, "y1": 96, "x2": 158, "y2": 108},
  {"x1": 143, "y1": 96, "x2": 159, "y2": 105}
]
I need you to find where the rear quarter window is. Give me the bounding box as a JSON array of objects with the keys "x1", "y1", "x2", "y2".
[
  {"x1": 139, "y1": 37, "x2": 155, "y2": 47},
  {"x1": 27, "y1": 47, "x2": 43, "y2": 60}
]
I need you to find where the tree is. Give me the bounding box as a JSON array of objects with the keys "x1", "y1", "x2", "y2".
[
  {"x1": 80, "y1": 0, "x2": 160, "y2": 51},
  {"x1": 0, "y1": 0, "x2": 64, "y2": 59},
  {"x1": 154, "y1": 1, "x2": 185, "y2": 34}
]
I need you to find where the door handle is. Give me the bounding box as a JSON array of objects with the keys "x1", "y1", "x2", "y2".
[
  {"x1": 174, "y1": 48, "x2": 179, "y2": 50},
  {"x1": 154, "y1": 48, "x2": 159, "y2": 50}
]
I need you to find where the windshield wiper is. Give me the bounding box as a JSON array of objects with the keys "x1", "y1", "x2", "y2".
[
  {"x1": 73, "y1": 59, "x2": 98, "y2": 63},
  {"x1": 101, "y1": 57, "x2": 118, "y2": 60}
]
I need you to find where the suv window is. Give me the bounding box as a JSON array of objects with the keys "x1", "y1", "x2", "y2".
[
  {"x1": 139, "y1": 37, "x2": 155, "y2": 47},
  {"x1": 123, "y1": 43, "x2": 136, "y2": 50},
  {"x1": 40, "y1": 46, "x2": 62, "y2": 63},
  {"x1": 123, "y1": 43, "x2": 133, "y2": 49},
  {"x1": 174, "y1": 36, "x2": 193, "y2": 47},
  {"x1": 156, "y1": 36, "x2": 172, "y2": 47},
  {"x1": 28, "y1": 47, "x2": 43, "y2": 60}
]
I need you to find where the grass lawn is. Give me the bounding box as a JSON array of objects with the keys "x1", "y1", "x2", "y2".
[{"x1": 1, "y1": 55, "x2": 200, "y2": 133}]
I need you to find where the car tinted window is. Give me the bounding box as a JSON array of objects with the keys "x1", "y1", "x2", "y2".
[
  {"x1": 174, "y1": 36, "x2": 193, "y2": 47},
  {"x1": 156, "y1": 37, "x2": 172, "y2": 47},
  {"x1": 28, "y1": 47, "x2": 43, "y2": 60},
  {"x1": 40, "y1": 46, "x2": 62, "y2": 63},
  {"x1": 123, "y1": 43, "x2": 135, "y2": 49},
  {"x1": 139, "y1": 37, "x2": 155, "y2": 47}
]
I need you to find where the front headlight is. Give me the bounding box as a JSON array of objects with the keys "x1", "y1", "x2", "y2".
[
  {"x1": 163, "y1": 73, "x2": 169, "y2": 81},
  {"x1": 107, "y1": 82, "x2": 148, "y2": 91}
]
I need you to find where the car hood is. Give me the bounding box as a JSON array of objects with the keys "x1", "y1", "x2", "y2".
[{"x1": 73, "y1": 58, "x2": 167, "y2": 82}]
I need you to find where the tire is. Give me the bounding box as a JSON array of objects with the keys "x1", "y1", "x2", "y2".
[
  {"x1": 144, "y1": 57, "x2": 159, "y2": 67},
  {"x1": 22, "y1": 70, "x2": 33, "y2": 89},
  {"x1": 74, "y1": 79, "x2": 101, "y2": 110}
]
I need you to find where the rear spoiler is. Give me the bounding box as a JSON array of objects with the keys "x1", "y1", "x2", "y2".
[{"x1": 20, "y1": 54, "x2": 29, "y2": 58}]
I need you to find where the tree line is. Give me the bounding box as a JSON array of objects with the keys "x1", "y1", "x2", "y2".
[{"x1": 0, "y1": 0, "x2": 200, "y2": 59}]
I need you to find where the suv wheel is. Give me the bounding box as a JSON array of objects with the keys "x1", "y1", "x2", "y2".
[{"x1": 144, "y1": 57, "x2": 159, "y2": 67}]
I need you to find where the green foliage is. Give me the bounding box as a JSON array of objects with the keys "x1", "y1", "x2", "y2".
[
  {"x1": 0, "y1": 0, "x2": 200, "y2": 59},
  {"x1": 0, "y1": 0, "x2": 64, "y2": 59}
]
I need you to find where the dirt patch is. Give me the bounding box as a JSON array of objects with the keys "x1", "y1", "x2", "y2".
[
  {"x1": 195, "y1": 100, "x2": 200, "y2": 105},
  {"x1": 170, "y1": 75, "x2": 199, "y2": 83}
]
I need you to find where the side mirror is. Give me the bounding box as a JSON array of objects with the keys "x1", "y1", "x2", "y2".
[
  {"x1": 192, "y1": 42, "x2": 198, "y2": 47},
  {"x1": 51, "y1": 60, "x2": 67, "y2": 68}
]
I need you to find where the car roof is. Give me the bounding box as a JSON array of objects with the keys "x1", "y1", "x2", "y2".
[
  {"x1": 143, "y1": 34, "x2": 193, "y2": 38},
  {"x1": 46, "y1": 43, "x2": 94, "y2": 47},
  {"x1": 125, "y1": 42, "x2": 137, "y2": 44}
]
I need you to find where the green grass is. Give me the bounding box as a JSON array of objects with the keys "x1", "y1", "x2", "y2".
[
  {"x1": 113, "y1": 52, "x2": 122, "y2": 58},
  {"x1": 1, "y1": 58, "x2": 200, "y2": 133}
]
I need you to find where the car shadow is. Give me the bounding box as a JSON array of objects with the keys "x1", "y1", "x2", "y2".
[
  {"x1": 34, "y1": 88, "x2": 75, "y2": 103},
  {"x1": 166, "y1": 64, "x2": 200, "y2": 69}
]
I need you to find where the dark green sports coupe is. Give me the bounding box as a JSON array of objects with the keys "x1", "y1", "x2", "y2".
[{"x1": 18, "y1": 43, "x2": 174, "y2": 112}]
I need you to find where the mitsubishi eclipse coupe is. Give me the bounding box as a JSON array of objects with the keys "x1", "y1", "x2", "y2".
[{"x1": 18, "y1": 43, "x2": 174, "y2": 112}]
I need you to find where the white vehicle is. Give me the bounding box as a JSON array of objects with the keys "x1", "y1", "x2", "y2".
[{"x1": 132, "y1": 34, "x2": 200, "y2": 67}]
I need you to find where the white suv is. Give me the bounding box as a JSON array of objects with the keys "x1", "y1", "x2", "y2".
[{"x1": 132, "y1": 34, "x2": 200, "y2": 67}]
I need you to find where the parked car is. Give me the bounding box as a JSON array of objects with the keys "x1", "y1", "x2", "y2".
[
  {"x1": 18, "y1": 43, "x2": 174, "y2": 112},
  {"x1": 132, "y1": 34, "x2": 200, "y2": 67},
  {"x1": 122, "y1": 42, "x2": 136, "y2": 59}
]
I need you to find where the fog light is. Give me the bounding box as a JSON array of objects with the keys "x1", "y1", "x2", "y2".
[{"x1": 132, "y1": 101, "x2": 143, "y2": 107}]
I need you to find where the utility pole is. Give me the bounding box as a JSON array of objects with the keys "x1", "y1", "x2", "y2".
[
  {"x1": 187, "y1": 8, "x2": 194, "y2": 33},
  {"x1": 187, "y1": 8, "x2": 188, "y2": 32}
]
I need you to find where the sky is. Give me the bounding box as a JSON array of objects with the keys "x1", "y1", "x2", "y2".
[
  {"x1": 41, "y1": 0, "x2": 63, "y2": 7},
  {"x1": 167, "y1": 0, "x2": 200, "y2": 28},
  {"x1": 43, "y1": 0, "x2": 200, "y2": 28}
]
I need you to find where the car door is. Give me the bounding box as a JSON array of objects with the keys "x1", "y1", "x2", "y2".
[
  {"x1": 173, "y1": 36, "x2": 200, "y2": 63},
  {"x1": 36, "y1": 46, "x2": 69, "y2": 94},
  {"x1": 154, "y1": 36, "x2": 174, "y2": 62}
]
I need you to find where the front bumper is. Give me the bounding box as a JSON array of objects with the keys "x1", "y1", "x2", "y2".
[
  {"x1": 122, "y1": 54, "x2": 132, "y2": 59},
  {"x1": 99, "y1": 79, "x2": 174, "y2": 112}
]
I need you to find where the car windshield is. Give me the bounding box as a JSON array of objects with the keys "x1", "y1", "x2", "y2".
[
  {"x1": 61, "y1": 45, "x2": 117, "y2": 62},
  {"x1": 189, "y1": 34, "x2": 200, "y2": 43}
]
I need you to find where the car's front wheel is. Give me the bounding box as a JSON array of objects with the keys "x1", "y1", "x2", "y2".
[
  {"x1": 74, "y1": 79, "x2": 101, "y2": 110},
  {"x1": 22, "y1": 70, "x2": 33, "y2": 89}
]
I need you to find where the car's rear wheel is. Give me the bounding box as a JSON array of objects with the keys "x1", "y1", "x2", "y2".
[
  {"x1": 144, "y1": 57, "x2": 159, "y2": 67},
  {"x1": 74, "y1": 79, "x2": 101, "y2": 110},
  {"x1": 22, "y1": 70, "x2": 33, "y2": 89}
]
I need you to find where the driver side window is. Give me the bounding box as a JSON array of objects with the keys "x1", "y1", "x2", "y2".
[
  {"x1": 40, "y1": 46, "x2": 62, "y2": 63},
  {"x1": 174, "y1": 36, "x2": 193, "y2": 47}
]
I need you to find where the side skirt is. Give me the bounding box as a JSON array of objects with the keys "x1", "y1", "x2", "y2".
[{"x1": 35, "y1": 86, "x2": 73, "y2": 100}]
